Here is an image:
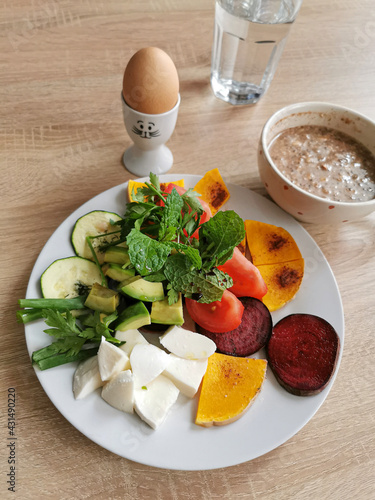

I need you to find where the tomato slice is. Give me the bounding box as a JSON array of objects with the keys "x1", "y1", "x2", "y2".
[
  {"x1": 157, "y1": 183, "x2": 187, "y2": 205},
  {"x1": 185, "y1": 290, "x2": 244, "y2": 333},
  {"x1": 158, "y1": 183, "x2": 212, "y2": 239},
  {"x1": 218, "y1": 247, "x2": 267, "y2": 299}
]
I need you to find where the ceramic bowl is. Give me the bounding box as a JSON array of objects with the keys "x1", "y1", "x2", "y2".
[{"x1": 258, "y1": 102, "x2": 375, "y2": 223}]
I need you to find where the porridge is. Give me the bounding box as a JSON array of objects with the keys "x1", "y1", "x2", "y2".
[{"x1": 269, "y1": 125, "x2": 375, "y2": 202}]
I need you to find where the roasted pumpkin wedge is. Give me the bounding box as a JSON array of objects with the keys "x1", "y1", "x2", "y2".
[
  {"x1": 196, "y1": 353, "x2": 267, "y2": 427},
  {"x1": 193, "y1": 168, "x2": 230, "y2": 215},
  {"x1": 244, "y1": 220, "x2": 302, "y2": 266}
]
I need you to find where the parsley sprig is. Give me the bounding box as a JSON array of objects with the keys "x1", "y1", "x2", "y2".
[{"x1": 31, "y1": 309, "x2": 121, "y2": 370}]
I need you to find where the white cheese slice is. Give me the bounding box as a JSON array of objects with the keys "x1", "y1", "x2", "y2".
[
  {"x1": 73, "y1": 355, "x2": 103, "y2": 399},
  {"x1": 134, "y1": 375, "x2": 179, "y2": 430},
  {"x1": 130, "y1": 343, "x2": 170, "y2": 387},
  {"x1": 163, "y1": 354, "x2": 208, "y2": 398},
  {"x1": 115, "y1": 329, "x2": 148, "y2": 356},
  {"x1": 159, "y1": 325, "x2": 216, "y2": 360},
  {"x1": 98, "y1": 336, "x2": 130, "y2": 382},
  {"x1": 101, "y1": 370, "x2": 134, "y2": 413}
]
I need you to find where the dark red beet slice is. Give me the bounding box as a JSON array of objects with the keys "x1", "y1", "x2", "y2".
[
  {"x1": 267, "y1": 314, "x2": 340, "y2": 396},
  {"x1": 196, "y1": 297, "x2": 272, "y2": 357}
]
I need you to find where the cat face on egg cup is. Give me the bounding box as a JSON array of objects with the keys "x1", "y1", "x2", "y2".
[{"x1": 121, "y1": 93, "x2": 180, "y2": 177}]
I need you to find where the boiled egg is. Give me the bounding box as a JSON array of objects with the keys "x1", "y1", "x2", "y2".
[{"x1": 122, "y1": 47, "x2": 179, "y2": 114}]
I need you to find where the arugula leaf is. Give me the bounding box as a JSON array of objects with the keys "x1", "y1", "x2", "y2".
[
  {"x1": 126, "y1": 228, "x2": 171, "y2": 276},
  {"x1": 199, "y1": 210, "x2": 245, "y2": 269},
  {"x1": 163, "y1": 253, "x2": 233, "y2": 303}
]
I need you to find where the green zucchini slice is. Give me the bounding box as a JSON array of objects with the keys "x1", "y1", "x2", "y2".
[
  {"x1": 40, "y1": 256, "x2": 102, "y2": 299},
  {"x1": 71, "y1": 210, "x2": 123, "y2": 264}
]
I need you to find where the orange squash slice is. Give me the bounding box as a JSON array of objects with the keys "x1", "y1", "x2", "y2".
[
  {"x1": 128, "y1": 179, "x2": 185, "y2": 202},
  {"x1": 195, "y1": 353, "x2": 267, "y2": 427},
  {"x1": 244, "y1": 220, "x2": 302, "y2": 266},
  {"x1": 193, "y1": 168, "x2": 230, "y2": 215},
  {"x1": 257, "y1": 259, "x2": 305, "y2": 312},
  {"x1": 244, "y1": 220, "x2": 304, "y2": 311}
]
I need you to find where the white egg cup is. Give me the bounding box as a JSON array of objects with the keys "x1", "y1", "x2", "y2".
[{"x1": 121, "y1": 93, "x2": 180, "y2": 177}]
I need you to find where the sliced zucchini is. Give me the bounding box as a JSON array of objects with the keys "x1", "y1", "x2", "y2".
[
  {"x1": 41, "y1": 256, "x2": 102, "y2": 299},
  {"x1": 71, "y1": 210, "x2": 124, "y2": 264}
]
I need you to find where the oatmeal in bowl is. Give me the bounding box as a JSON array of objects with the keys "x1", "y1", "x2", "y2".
[{"x1": 258, "y1": 102, "x2": 375, "y2": 223}]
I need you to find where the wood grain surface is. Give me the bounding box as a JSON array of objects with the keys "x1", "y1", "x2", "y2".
[{"x1": 1, "y1": 1, "x2": 374, "y2": 498}]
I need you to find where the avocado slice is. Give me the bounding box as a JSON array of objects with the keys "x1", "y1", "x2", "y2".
[
  {"x1": 118, "y1": 276, "x2": 164, "y2": 302},
  {"x1": 102, "y1": 263, "x2": 135, "y2": 282},
  {"x1": 103, "y1": 246, "x2": 130, "y2": 267},
  {"x1": 151, "y1": 294, "x2": 184, "y2": 326},
  {"x1": 113, "y1": 301, "x2": 151, "y2": 331},
  {"x1": 84, "y1": 283, "x2": 120, "y2": 314}
]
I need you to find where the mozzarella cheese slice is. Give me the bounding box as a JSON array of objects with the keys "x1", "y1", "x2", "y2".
[
  {"x1": 163, "y1": 354, "x2": 208, "y2": 398},
  {"x1": 98, "y1": 337, "x2": 130, "y2": 382},
  {"x1": 73, "y1": 355, "x2": 103, "y2": 399},
  {"x1": 101, "y1": 370, "x2": 134, "y2": 413},
  {"x1": 160, "y1": 326, "x2": 216, "y2": 360},
  {"x1": 130, "y1": 343, "x2": 170, "y2": 387},
  {"x1": 115, "y1": 329, "x2": 148, "y2": 356},
  {"x1": 134, "y1": 375, "x2": 179, "y2": 429}
]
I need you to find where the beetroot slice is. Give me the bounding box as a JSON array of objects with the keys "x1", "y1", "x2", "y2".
[
  {"x1": 267, "y1": 314, "x2": 340, "y2": 396},
  {"x1": 196, "y1": 297, "x2": 272, "y2": 357}
]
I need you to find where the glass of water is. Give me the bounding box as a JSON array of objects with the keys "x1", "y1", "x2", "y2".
[{"x1": 211, "y1": 0, "x2": 304, "y2": 105}]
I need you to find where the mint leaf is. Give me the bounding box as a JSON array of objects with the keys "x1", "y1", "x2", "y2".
[
  {"x1": 164, "y1": 253, "x2": 233, "y2": 303},
  {"x1": 199, "y1": 211, "x2": 245, "y2": 269},
  {"x1": 168, "y1": 241, "x2": 202, "y2": 269},
  {"x1": 166, "y1": 285, "x2": 179, "y2": 305},
  {"x1": 143, "y1": 271, "x2": 166, "y2": 282},
  {"x1": 127, "y1": 228, "x2": 171, "y2": 276},
  {"x1": 159, "y1": 188, "x2": 183, "y2": 241}
]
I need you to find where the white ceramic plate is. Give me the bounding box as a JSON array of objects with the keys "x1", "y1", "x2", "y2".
[{"x1": 24, "y1": 174, "x2": 344, "y2": 470}]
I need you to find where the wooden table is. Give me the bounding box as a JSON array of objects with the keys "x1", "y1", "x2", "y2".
[{"x1": 1, "y1": 1, "x2": 374, "y2": 498}]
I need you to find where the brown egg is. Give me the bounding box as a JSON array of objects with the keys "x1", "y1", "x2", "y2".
[{"x1": 122, "y1": 47, "x2": 179, "y2": 114}]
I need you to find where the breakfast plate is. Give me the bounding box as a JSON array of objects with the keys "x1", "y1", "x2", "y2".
[{"x1": 24, "y1": 174, "x2": 344, "y2": 470}]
